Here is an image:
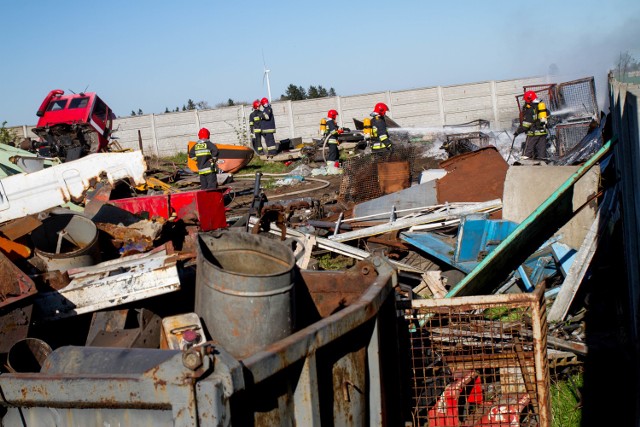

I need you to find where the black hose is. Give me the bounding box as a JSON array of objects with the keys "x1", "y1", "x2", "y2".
[{"x1": 507, "y1": 134, "x2": 517, "y2": 163}]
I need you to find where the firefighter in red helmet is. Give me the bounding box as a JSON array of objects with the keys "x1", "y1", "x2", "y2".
[
  {"x1": 249, "y1": 100, "x2": 263, "y2": 154},
  {"x1": 370, "y1": 102, "x2": 391, "y2": 152},
  {"x1": 514, "y1": 91, "x2": 550, "y2": 160},
  {"x1": 260, "y1": 97, "x2": 278, "y2": 157},
  {"x1": 324, "y1": 109, "x2": 344, "y2": 165},
  {"x1": 188, "y1": 128, "x2": 219, "y2": 190}
]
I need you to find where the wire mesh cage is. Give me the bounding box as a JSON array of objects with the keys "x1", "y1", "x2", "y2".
[
  {"x1": 554, "y1": 121, "x2": 592, "y2": 156},
  {"x1": 556, "y1": 77, "x2": 598, "y2": 120},
  {"x1": 403, "y1": 288, "x2": 550, "y2": 426},
  {"x1": 441, "y1": 132, "x2": 492, "y2": 158},
  {"x1": 338, "y1": 144, "x2": 419, "y2": 203}
]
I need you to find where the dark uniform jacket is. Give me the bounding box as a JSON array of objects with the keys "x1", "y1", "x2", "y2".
[
  {"x1": 261, "y1": 105, "x2": 276, "y2": 133},
  {"x1": 517, "y1": 101, "x2": 549, "y2": 136},
  {"x1": 326, "y1": 118, "x2": 340, "y2": 143},
  {"x1": 371, "y1": 115, "x2": 391, "y2": 149},
  {"x1": 188, "y1": 139, "x2": 219, "y2": 175},
  {"x1": 249, "y1": 109, "x2": 262, "y2": 135}
]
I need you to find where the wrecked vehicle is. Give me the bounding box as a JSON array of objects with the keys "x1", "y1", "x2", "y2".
[{"x1": 32, "y1": 89, "x2": 116, "y2": 161}]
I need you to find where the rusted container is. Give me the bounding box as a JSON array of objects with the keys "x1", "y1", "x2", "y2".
[
  {"x1": 7, "y1": 338, "x2": 52, "y2": 373},
  {"x1": 0, "y1": 257, "x2": 402, "y2": 426},
  {"x1": 195, "y1": 231, "x2": 295, "y2": 358},
  {"x1": 31, "y1": 213, "x2": 100, "y2": 272}
]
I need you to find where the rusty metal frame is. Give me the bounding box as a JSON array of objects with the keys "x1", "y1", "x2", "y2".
[{"x1": 407, "y1": 287, "x2": 551, "y2": 426}]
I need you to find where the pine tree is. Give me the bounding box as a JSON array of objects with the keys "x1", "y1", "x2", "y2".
[
  {"x1": 138, "y1": 109, "x2": 143, "y2": 115},
  {"x1": 131, "y1": 111, "x2": 136, "y2": 116}
]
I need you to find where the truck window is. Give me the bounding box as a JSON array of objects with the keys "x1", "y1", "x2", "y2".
[
  {"x1": 69, "y1": 97, "x2": 90, "y2": 109},
  {"x1": 47, "y1": 100, "x2": 67, "y2": 111},
  {"x1": 92, "y1": 98, "x2": 107, "y2": 121}
]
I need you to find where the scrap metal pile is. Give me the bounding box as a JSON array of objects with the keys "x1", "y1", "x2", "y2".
[{"x1": 0, "y1": 76, "x2": 617, "y2": 426}]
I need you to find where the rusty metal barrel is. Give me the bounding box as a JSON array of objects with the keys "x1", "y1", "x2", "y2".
[
  {"x1": 7, "y1": 338, "x2": 52, "y2": 373},
  {"x1": 31, "y1": 213, "x2": 100, "y2": 272},
  {"x1": 195, "y1": 231, "x2": 295, "y2": 359}
]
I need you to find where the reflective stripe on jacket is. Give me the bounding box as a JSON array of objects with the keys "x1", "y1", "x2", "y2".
[
  {"x1": 249, "y1": 109, "x2": 262, "y2": 134},
  {"x1": 520, "y1": 101, "x2": 549, "y2": 136},
  {"x1": 326, "y1": 118, "x2": 339, "y2": 144},
  {"x1": 261, "y1": 105, "x2": 276, "y2": 133},
  {"x1": 188, "y1": 139, "x2": 219, "y2": 175},
  {"x1": 371, "y1": 115, "x2": 391, "y2": 149}
]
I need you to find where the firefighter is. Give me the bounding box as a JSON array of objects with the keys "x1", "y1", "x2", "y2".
[
  {"x1": 514, "y1": 90, "x2": 549, "y2": 160},
  {"x1": 249, "y1": 99, "x2": 263, "y2": 155},
  {"x1": 370, "y1": 102, "x2": 392, "y2": 152},
  {"x1": 324, "y1": 109, "x2": 343, "y2": 165},
  {"x1": 188, "y1": 128, "x2": 219, "y2": 190},
  {"x1": 260, "y1": 97, "x2": 278, "y2": 157}
]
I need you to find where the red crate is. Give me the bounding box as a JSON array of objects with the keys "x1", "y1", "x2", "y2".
[{"x1": 111, "y1": 189, "x2": 226, "y2": 231}]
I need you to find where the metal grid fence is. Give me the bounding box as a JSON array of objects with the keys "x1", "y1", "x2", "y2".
[
  {"x1": 555, "y1": 121, "x2": 592, "y2": 156},
  {"x1": 338, "y1": 144, "x2": 419, "y2": 203},
  {"x1": 557, "y1": 77, "x2": 598, "y2": 119},
  {"x1": 403, "y1": 289, "x2": 550, "y2": 426}
]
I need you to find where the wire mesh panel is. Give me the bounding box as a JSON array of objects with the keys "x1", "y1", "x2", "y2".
[
  {"x1": 441, "y1": 132, "x2": 491, "y2": 158},
  {"x1": 555, "y1": 121, "x2": 591, "y2": 156},
  {"x1": 404, "y1": 289, "x2": 550, "y2": 427},
  {"x1": 556, "y1": 77, "x2": 598, "y2": 120},
  {"x1": 338, "y1": 144, "x2": 419, "y2": 203}
]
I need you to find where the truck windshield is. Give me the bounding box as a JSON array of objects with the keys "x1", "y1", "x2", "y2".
[
  {"x1": 47, "y1": 100, "x2": 67, "y2": 112},
  {"x1": 69, "y1": 97, "x2": 90, "y2": 109}
]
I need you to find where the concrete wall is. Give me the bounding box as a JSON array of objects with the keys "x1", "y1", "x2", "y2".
[{"x1": 10, "y1": 76, "x2": 547, "y2": 156}]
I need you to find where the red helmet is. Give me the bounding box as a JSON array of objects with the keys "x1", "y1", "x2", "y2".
[
  {"x1": 260, "y1": 97, "x2": 269, "y2": 106},
  {"x1": 523, "y1": 91, "x2": 537, "y2": 103},
  {"x1": 327, "y1": 109, "x2": 338, "y2": 119},
  {"x1": 252, "y1": 99, "x2": 260, "y2": 109},
  {"x1": 373, "y1": 102, "x2": 389, "y2": 116},
  {"x1": 198, "y1": 128, "x2": 210, "y2": 140}
]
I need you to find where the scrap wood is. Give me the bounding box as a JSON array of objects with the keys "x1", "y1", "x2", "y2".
[
  {"x1": 547, "y1": 185, "x2": 618, "y2": 322},
  {"x1": 329, "y1": 199, "x2": 502, "y2": 243},
  {"x1": 0, "y1": 215, "x2": 42, "y2": 240},
  {"x1": 424, "y1": 271, "x2": 448, "y2": 298}
]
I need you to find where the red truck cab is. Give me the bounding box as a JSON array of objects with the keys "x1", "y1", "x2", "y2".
[{"x1": 33, "y1": 90, "x2": 116, "y2": 161}]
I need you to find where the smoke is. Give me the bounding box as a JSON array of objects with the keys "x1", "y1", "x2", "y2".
[{"x1": 543, "y1": 16, "x2": 640, "y2": 111}]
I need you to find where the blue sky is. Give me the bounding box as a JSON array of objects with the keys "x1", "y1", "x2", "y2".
[{"x1": 2, "y1": 0, "x2": 639, "y2": 126}]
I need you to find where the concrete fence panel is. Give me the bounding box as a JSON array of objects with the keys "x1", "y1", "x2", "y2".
[{"x1": 8, "y1": 76, "x2": 551, "y2": 157}]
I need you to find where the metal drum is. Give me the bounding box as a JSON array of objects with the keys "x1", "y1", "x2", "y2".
[
  {"x1": 31, "y1": 213, "x2": 100, "y2": 272},
  {"x1": 195, "y1": 231, "x2": 295, "y2": 359},
  {"x1": 7, "y1": 338, "x2": 52, "y2": 373}
]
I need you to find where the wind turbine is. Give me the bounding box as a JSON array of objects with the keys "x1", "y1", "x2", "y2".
[{"x1": 262, "y1": 51, "x2": 272, "y2": 103}]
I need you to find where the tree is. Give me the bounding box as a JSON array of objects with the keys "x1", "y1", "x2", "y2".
[
  {"x1": 308, "y1": 85, "x2": 319, "y2": 99},
  {"x1": 328, "y1": 87, "x2": 336, "y2": 97},
  {"x1": 182, "y1": 105, "x2": 187, "y2": 111},
  {"x1": 280, "y1": 84, "x2": 307, "y2": 101},
  {"x1": 616, "y1": 51, "x2": 640, "y2": 80},
  {"x1": 165, "y1": 107, "x2": 170, "y2": 113},
  {"x1": 196, "y1": 100, "x2": 211, "y2": 110},
  {"x1": 227, "y1": 98, "x2": 235, "y2": 106},
  {"x1": 175, "y1": 107, "x2": 180, "y2": 112},
  {"x1": 138, "y1": 109, "x2": 143, "y2": 115},
  {"x1": 0, "y1": 121, "x2": 18, "y2": 146},
  {"x1": 317, "y1": 85, "x2": 328, "y2": 97},
  {"x1": 187, "y1": 99, "x2": 196, "y2": 110},
  {"x1": 131, "y1": 110, "x2": 136, "y2": 116}
]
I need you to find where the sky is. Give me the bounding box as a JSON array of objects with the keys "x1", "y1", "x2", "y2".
[{"x1": 2, "y1": 0, "x2": 639, "y2": 126}]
